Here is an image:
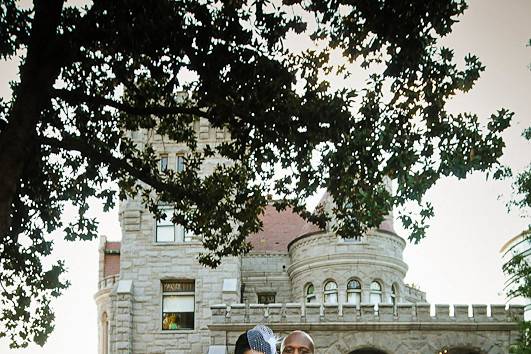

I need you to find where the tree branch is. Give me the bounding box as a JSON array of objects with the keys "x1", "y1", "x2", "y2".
[
  {"x1": 39, "y1": 135, "x2": 179, "y2": 196},
  {"x1": 52, "y1": 88, "x2": 210, "y2": 119}
]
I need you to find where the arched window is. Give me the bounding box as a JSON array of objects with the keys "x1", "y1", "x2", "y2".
[
  {"x1": 369, "y1": 281, "x2": 382, "y2": 304},
  {"x1": 101, "y1": 312, "x2": 109, "y2": 354},
  {"x1": 391, "y1": 283, "x2": 398, "y2": 305},
  {"x1": 347, "y1": 279, "x2": 362, "y2": 305},
  {"x1": 305, "y1": 283, "x2": 316, "y2": 303},
  {"x1": 324, "y1": 280, "x2": 338, "y2": 304}
]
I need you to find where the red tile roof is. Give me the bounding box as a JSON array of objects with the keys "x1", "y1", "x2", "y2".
[
  {"x1": 105, "y1": 241, "x2": 121, "y2": 251},
  {"x1": 247, "y1": 204, "x2": 321, "y2": 252}
]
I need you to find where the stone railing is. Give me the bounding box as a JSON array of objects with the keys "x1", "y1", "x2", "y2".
[
  {"x1": 404, "y1": 285, "x2": 426, "y2": 301},
  {"x1": 210, "y1": 302, "x2": 525, "y2": 325},
  {"x1": 98, "y1": 274, "x2": 119, "y2": 290}
]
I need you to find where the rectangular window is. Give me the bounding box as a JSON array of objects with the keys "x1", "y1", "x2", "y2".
[
  {"x1": 176, "y1": 155, "x2": 185, "y2": 172},
  {"x1": 347, "y1": 292, "x2": 361, "y2": 305},
  {"x1": 155, "y1": 207, "x2": 190, "y2": 243},
  {"x1": 369, "y1": 293, "x2": 382, "y2": 305},
  {"x1": 162, "y1": 280, "x2": 195, "y2": 330},
  {"x1": 159, "y1": 155, "x2": 169, "y2": 172},
  {"x1": 257, "y1": 293, "x2": 276, "y2": 304}
]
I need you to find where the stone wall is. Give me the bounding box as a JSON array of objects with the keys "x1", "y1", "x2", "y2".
[
  {"x1": 117, "y1": 235, "x2": 241, "y2": 353},
  {"x1": 241, "y1": 253, "x2": 292, "y2": 303}
]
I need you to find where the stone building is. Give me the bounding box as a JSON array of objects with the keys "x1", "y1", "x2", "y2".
[{"x1": 95, "y1": 121, "x2": 524, "y2": 354}]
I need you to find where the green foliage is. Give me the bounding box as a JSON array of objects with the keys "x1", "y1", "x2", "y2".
[
  {"x1": 505, "y1": 233, "x2": 531, "y2": 354},
  {"x1": 510, "y1": 127, "x2": 531, "y2": 214},
  {"x1": 0, "y1": 0, "x2": 512, "y2": 347},
  {"x1": 503, "y1": 232, "x2": 531, "y2": 300},
  {"x1": 510, "y1": 321, "x2": 531, "y2": 354},
  {"x1": 505, "y1": 127, "x2": 531, "y2": 353}
]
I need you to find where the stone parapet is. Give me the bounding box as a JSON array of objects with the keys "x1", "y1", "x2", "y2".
[
  {"x1": 209, "y1": 303, "x2": 525, "y2": 329},
  {"x1": 404, "y1": 284, "x2": 426, "y2": 302},
  {"x1": 98, "y1": 274, "x2": 119, "y2": 290}
]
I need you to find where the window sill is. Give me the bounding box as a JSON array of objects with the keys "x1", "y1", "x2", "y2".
[
  {"x1": 152, "y1": 241, "x2": 203, "y2": 246},
  {"x1": 158, "y1": 329, "x2": 196, "y2": 334}
]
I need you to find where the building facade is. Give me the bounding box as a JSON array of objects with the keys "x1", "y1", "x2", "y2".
[{"x1": 95, "y1": 122, "x2": 524, "y2": 354}]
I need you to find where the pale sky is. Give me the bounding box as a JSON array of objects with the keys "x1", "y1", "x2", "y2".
[{"x1": 0, "y1": 0, "x2": 530, "y2": 353}]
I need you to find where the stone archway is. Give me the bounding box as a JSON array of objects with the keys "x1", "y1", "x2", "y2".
[{"x1": 349, "y1": 349, "x2": 388, "y2": 354}]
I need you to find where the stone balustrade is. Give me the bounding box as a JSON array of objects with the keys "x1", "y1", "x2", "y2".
[
  {"x1": 98, "y1": 274, "x2": 119, "y2": 290},
  {"x1": 210, "y1": 302, "x2": 525, "y2": 325}
]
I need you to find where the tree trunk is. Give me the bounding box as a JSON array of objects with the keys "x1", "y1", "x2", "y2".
[{"x1": 0, "y1": 0, "x2": 65, "y2": 236}]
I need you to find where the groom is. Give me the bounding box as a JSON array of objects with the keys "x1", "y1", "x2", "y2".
[{"x1": 280, "y1": 330, "x2": 315, "y2": 354}]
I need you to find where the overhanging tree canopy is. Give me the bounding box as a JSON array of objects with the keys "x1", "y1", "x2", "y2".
[{"x1": 0, "y1": 0, "x2": 512, "y2": 348}]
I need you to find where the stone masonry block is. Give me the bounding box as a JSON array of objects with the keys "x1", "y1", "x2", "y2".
[
  {"x1": 341, "y1": 304, "x2": 359, "y2": 322},
  {"x1": 230, "y1": 303, "x2": 246, "y2": 323},
  {"x1": 248, "y1": 304, "x2": 266, "y2": 323},
  {"x1": 284, "y1": 303, "x2": 303, "y2": 323},
  {"x1": 490, "y1": 305, "x2": 507, "y2": 322},
  {"x1": 416, "y1": 303, "x2": 431, "y2": 321},
  {"x1": 267, "y1": 304, "x2": 283, "y2": 322},
  {"x1": 472, "y1": 304, "x2": 488, "y2": 322},
  {"x1": 508, "y1": 304, "x2": 525, "y2": 322},
  {"x1": 454, "y1": 304, "x2": 471, "y2": 320},
  {"x1": 378, "y1": 304, "x2": 395, "y2": 321},
  {"x1": 304, "y1": 303, "x2": 321, "y2": 323},
  {"x1": 323, "y1": 304, "x2": 340, "y2": 322},
  {"x1": 397, "y1": 303, "x2": 414, "y2": 322},
  {"x1": 435, "y1": 304, "x2": 450, "y2": 321},
  {"x1": 360, "y1": 303, "x2": 377, "y2": 321}
]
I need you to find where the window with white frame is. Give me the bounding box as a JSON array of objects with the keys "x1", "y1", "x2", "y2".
[
  {"x1": 162, "y1": 280, "x2": 195, "y2": 330},
  {"x1": 305, "y1": 283, "x2": 316, "y2": 303},
  {"x1": 257, "y1": 293, "x2": 276, "y2": 304},
  {"x1": 323, "y1": 280, "x2": 338, "y2": 304},
  {"x1": 347, "y1": 279, "x2": 362, "y2": 305},
  {"x1": 370, "y1": 281, "x2": 382, "y2": 304},
  {"x1": 176, "y1": 154, "x2": 185, "y2": 172},
  {"x1": 159, "y1": 155, "x2": 169, "y2": 172},
  {"x1": 155, "y1": 206, "x2": 190, "y2": 242}
]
